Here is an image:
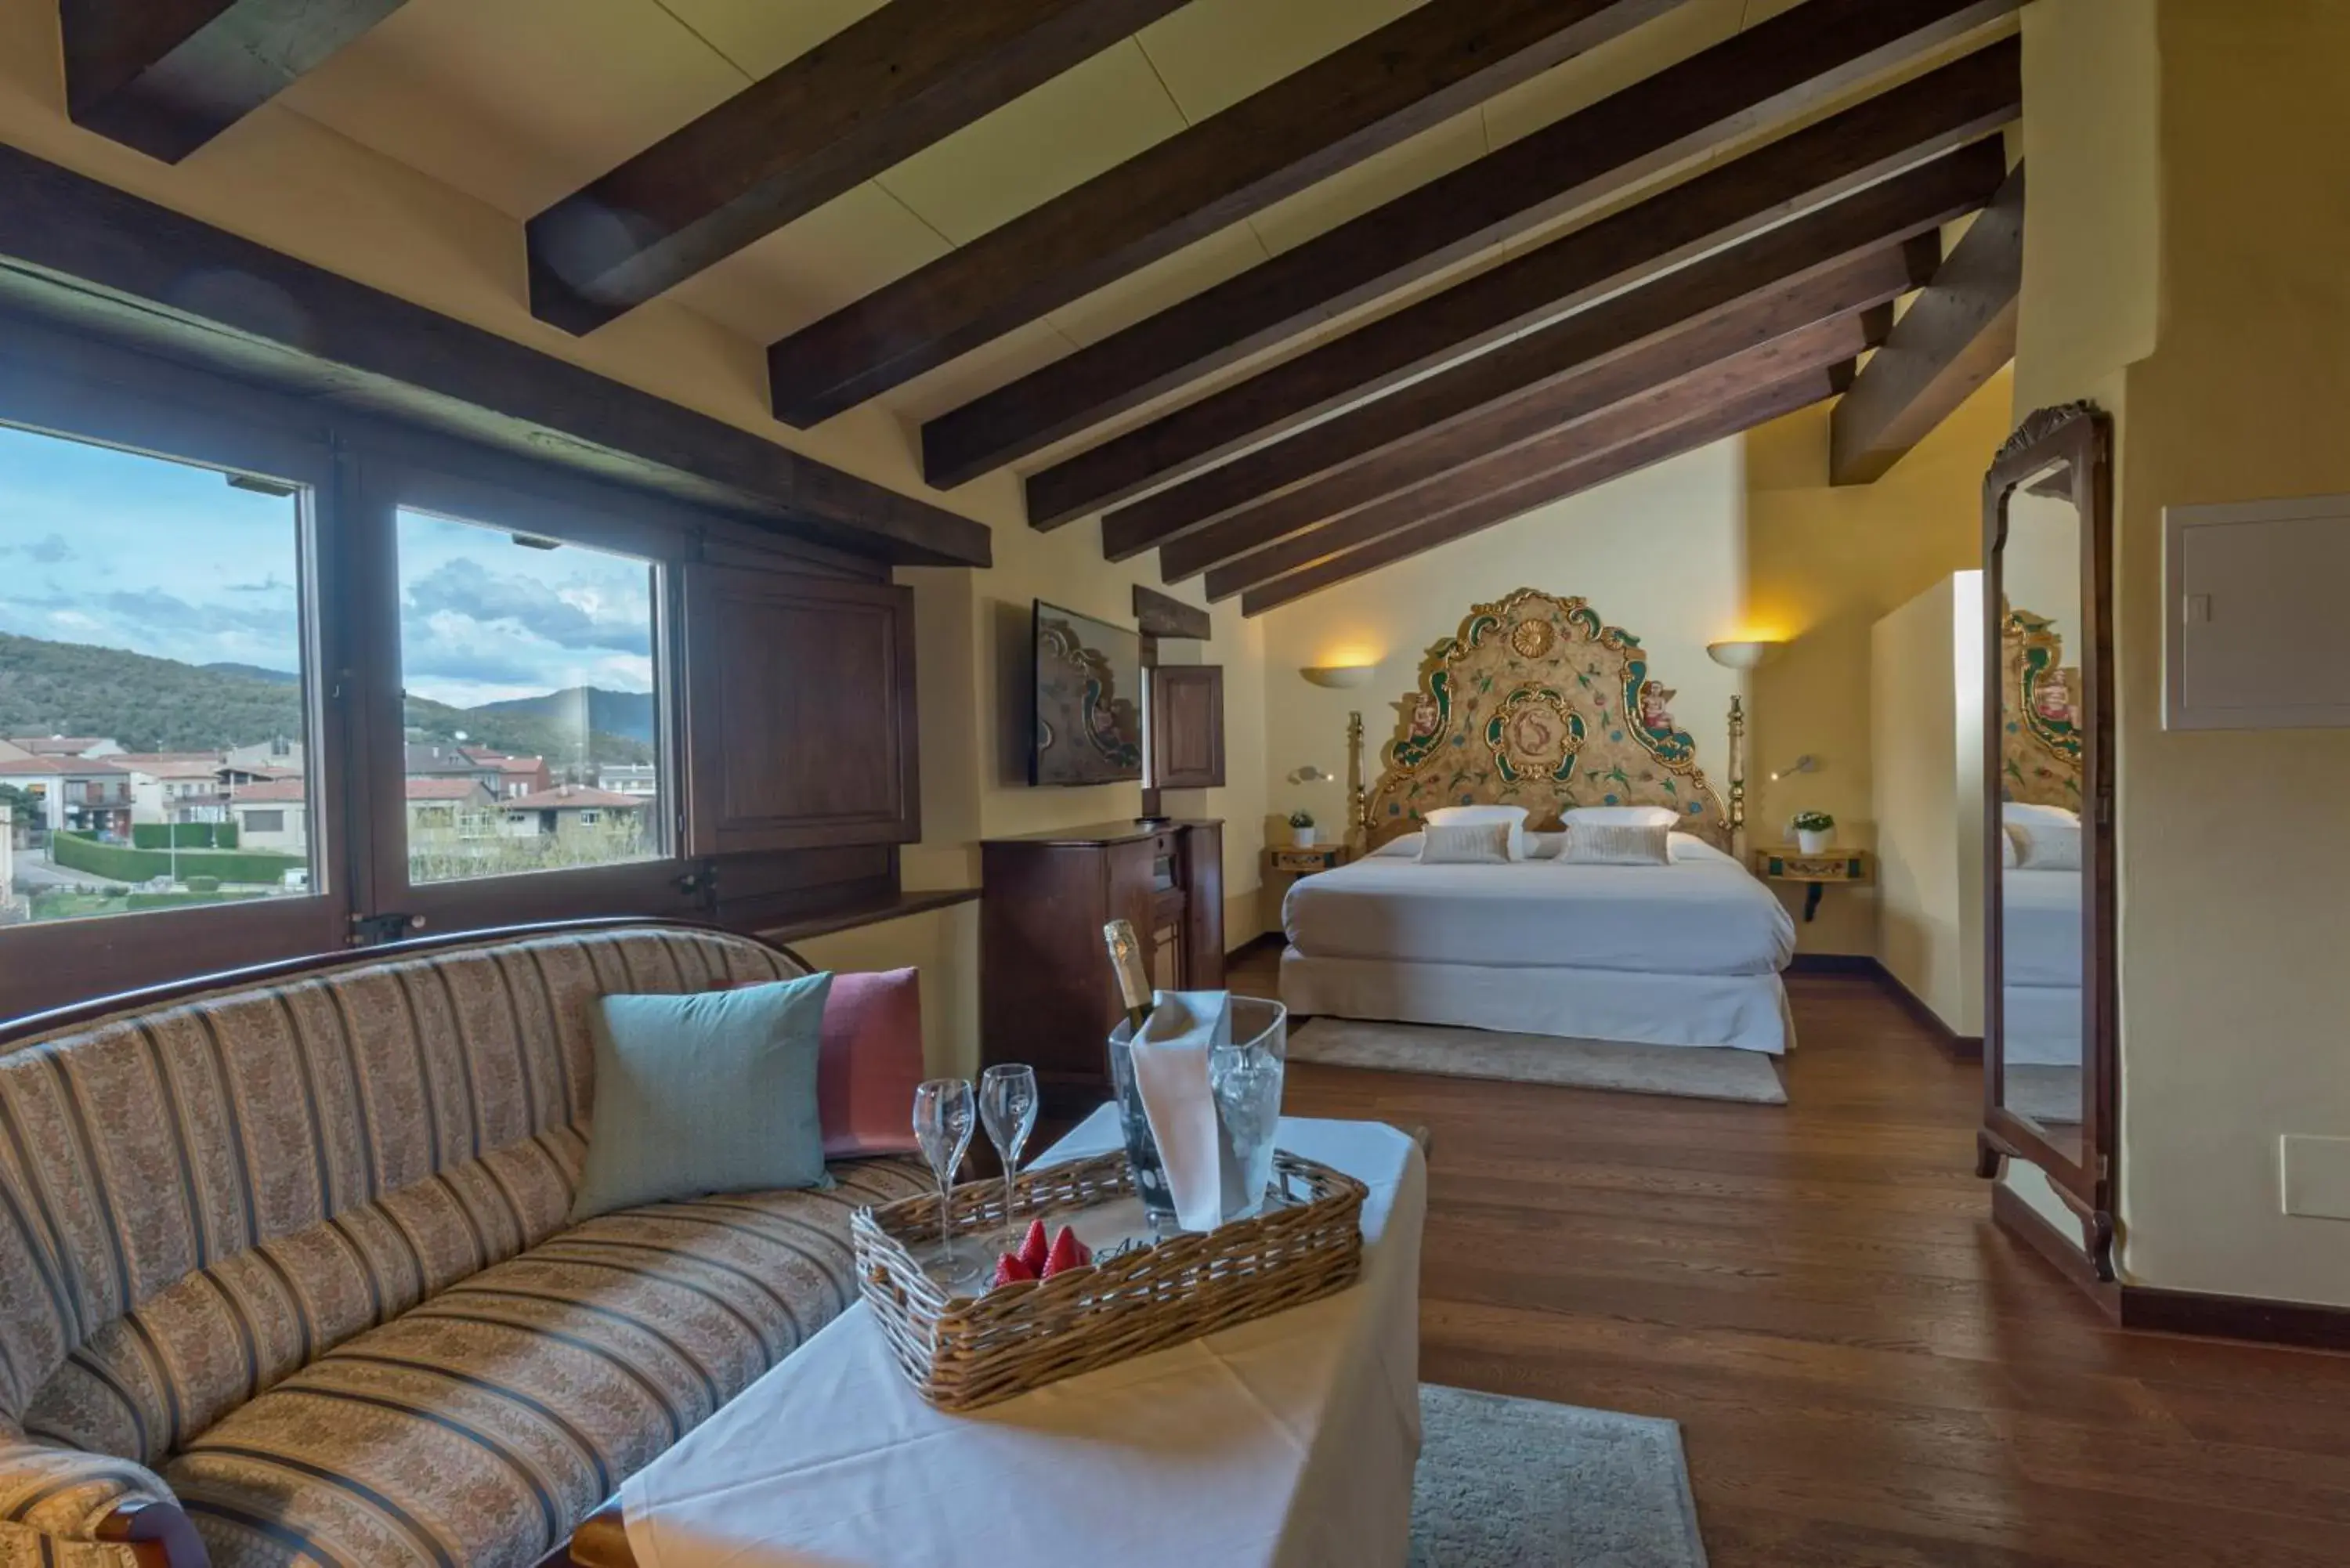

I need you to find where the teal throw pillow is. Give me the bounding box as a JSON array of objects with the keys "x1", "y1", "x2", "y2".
[{"x1": 570, "y1": 973, "x2": 833, "y2": 1223}]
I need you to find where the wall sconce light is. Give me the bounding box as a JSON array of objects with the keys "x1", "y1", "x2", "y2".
[
  {"x1": 1705, "y1": 640, "x2": 1781, "y2": 670},
  {"x1": 1286, "y1": 765, "x2": 1335, "y2": 785},
  {"x1": 1300, "y1": 664, "x2": 1376, "y2": 688},
  {"x1": 1769, "y1": 755, "x2": 1819, "y2": 781}
]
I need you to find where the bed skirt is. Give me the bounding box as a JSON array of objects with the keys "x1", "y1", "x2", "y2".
[{"x1": 1278, "y1": 949, "x2": 1794, "y2": 1055}]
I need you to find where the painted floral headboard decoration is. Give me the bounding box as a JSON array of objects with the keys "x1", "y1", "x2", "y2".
[
  {"x1": 1355, "y1": 588, "x2": 1733, "y2": 850},
  {"x1": 2001, "y1": 600, "x2": 2083, "y2": 809}
]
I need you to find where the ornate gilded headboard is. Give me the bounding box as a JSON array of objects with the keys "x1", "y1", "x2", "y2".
[
  {"x1": 1348, "y1": 588, "x2": 1735, "y2": 851},
  {"x1": 2001, "y1": 600, "x2": 2083, "y2": 809}
]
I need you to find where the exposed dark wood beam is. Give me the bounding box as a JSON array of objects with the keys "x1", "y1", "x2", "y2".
[
  {"x1": 58, "y1": 0, "x2": 408, "y2": 163},
  {"x1": 1050, "y1": 38, "x2": 2018, "y2": 534},
  {"x1": 526, "y1": 0, "x2": 1191, "y2": 336},
  {"x1": 1166, "y1": 257, "x2": 1909, "y2": 583},
  {"x1": 1240, "y1": 365, "x2": 1851, "y2": 615},
  {"x1": 0, "y1": 141, "x2": 989, "y2": 568},
  {"x1": 1831, "y1": 161, "x2": 2025, "y2": 485},
  {"x1": 925, "y1": 0, "x2": 2019, "y2": 491},
  {"x1": 764, "y1": 0, "x2": 1686, "y2": 426},
  {"x1": 1132, "y1": 583, "x2": 1211, "y2": 640},
  {"x1": 1204, "y1": 310, "x2": 1883, "y2": 600},
  {"x1": 1101, "y1": 139, "x2": 1998, "y2": 557}
]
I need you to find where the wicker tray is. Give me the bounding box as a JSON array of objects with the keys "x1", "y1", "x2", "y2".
[{"x1": 853, "y1": 1149, "x2": 1368, "y2": 1412}]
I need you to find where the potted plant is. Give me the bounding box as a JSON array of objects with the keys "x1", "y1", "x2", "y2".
[
  {"x1": 1289, "y1": 809, "x2": 1318, "y2": 848},
  {"x1": 1791, "y1": 810, "x2": 1835, "y2": 854}
]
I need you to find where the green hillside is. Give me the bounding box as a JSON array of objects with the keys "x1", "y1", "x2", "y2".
[{"x1": 403, "y1": 695, "x2": 653, "y2": 768}]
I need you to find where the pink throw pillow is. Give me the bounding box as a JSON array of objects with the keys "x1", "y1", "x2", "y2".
[{"x1": 816, "y1": 968, "x2": 925, "y2": 1158}]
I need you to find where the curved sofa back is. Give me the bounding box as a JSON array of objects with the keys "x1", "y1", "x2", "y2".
[{"x1": 0, "y1": 922, "x2": 805, "y2": 1464}]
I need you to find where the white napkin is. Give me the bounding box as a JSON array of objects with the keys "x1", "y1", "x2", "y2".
[{"x1": 1130, "y1": 990, "x2": 1231, "y2": 1233}]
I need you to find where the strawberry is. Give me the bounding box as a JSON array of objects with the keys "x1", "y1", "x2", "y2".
[
  {"x1": 1018, "y1": 1218, "x2": 1050, "y2": 1275},
  {"x1": 1042, "y1": 1226, "x2": 1087, "y2": 1279},
  {"x1": 992, "y1": 1251, "x2": 1037, "y2": 1288}
]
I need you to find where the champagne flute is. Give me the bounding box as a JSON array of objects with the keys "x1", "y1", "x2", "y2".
[
  {"x1": 980, "y1": 1064, "x2": 1039, "y2": 1242},
  {"x1": 913, "y1": 1078, "x2": 978, "y2": 1287}
]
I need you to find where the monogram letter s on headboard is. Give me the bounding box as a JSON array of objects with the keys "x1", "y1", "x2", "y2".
[{"x1": 1354, "y1": 589, "x2": 1731, "y2": 850}]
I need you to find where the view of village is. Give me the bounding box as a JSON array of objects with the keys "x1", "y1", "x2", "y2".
[{"x1": 0, "y1": 725, "x2": 660, "y2": 924}]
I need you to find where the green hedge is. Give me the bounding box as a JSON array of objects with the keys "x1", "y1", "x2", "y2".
[
  {"x1": 52, "y1": 832, "x2": 302, "y2": 886},
  {"x1": 130, "y1": 822, "x2": 239, "y2": 850}
]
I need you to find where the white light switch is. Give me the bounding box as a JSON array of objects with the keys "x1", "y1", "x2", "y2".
[{"x1": 2280, "y1": 1135, "x2": 2350, "y2": 1221}]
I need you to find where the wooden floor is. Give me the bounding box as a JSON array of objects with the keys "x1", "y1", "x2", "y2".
[{"x1": 1235, "y1": 952, "x2": 2350, "y2": 1566}]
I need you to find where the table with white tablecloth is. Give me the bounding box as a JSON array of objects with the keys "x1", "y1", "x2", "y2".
[{"x1": 618, "y1": 1111, "x2": 1427, "y2": 1568}]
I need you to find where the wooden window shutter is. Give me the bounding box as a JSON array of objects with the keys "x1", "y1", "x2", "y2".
[
  {"x1": 681, "y1": 563, "x2": 920, "y2": 855},
  {"x1": 1149, "y1": 665, "x2": 1224, "y2": 789}
]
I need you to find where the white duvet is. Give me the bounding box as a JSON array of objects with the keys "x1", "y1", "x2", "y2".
[
  {"x1": 2001, "y1": 866, "x2": 2082, "y2": 989},
  {"x1": 1283, "y1": 834, "x2": 1795, "y2": 977}
]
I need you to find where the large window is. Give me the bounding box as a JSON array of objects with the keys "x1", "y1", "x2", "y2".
[
  {"x1": 0, "y1": 423, "x2": 314, "y2": 927},
  {"x1": 394, "y1": 508, "x2": 665, "y2": 884}
]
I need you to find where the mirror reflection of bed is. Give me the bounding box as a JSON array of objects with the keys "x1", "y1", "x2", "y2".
[
  {"x1": 1995, "y1": 461, "x2": 2088, "y2": 1154},
  {"x1": 1274, "y1": 589, "x2": 1798, "y2": 1104}
]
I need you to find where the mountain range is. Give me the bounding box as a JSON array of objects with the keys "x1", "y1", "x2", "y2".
[{"x1": 0, "y1": 632, "x2": 653, "y2": 764}]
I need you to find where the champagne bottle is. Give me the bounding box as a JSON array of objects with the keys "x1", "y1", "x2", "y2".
[{"x1": 1103, "y1": 919, "x2": 1153, "y2": 1035}]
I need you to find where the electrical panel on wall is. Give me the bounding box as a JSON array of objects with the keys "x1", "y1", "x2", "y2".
[{"x1": 2164, "y1": 495, "x2": 2350, "y2": 730}]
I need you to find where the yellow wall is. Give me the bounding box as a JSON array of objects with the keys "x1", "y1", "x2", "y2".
[
  {"x1": 1256, "y1": 438, "x2": 1748, "y2": 926},
  {"x1": 1741, "y1": 368, "x2": 2015, "y2": 952},
  {"x1": 1869, "y1": 572, "x2": 1985, "y2": 1034},
  {"x1": 2012, "y1": 0, "x2": 2350, "y2": 1305},
  {"x1": 0, "y1": 5, "x2": 1271, "y2": 1071}
]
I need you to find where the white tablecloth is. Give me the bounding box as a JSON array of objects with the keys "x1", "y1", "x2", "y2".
[{"x1": 621, "y1": 1111, "x2": 1427, "y2": 1568}]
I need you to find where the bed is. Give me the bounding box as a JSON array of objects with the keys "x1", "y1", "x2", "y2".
[{"x1": 1278, "y1": 587, "x2": 1799, "y2": 1054}]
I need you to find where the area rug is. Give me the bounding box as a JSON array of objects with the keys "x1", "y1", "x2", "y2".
[
  {"x1": 1291, "y1": 1017, "x2": 1786, "y2": 1105},
  {"x1": 1413, "y1": 1385, "x2": 1708, "y2": 1566},
  {"x1": 2005, "y1": 1063, "x2": 2083, "y2": 1126}
]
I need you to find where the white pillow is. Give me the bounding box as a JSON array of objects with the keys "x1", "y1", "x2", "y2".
[
  {"x1": 1522, "y1": 830, "x2": 1567, "y2": 860},
  {"x1": 1418, "y1": 822, "x2": 1513, "y2": 864},
  {"x1": 2011, "y1": 819, "x2": 2082, "y2": 870},
  {"x1": 1426, "y1": 804, "x2": 1530, "y2": 860},
  {"x1": 1369, "y1": 833, "x2": 1423, "y2": 858},
  {"x1": 2001, "y1": 802, "x2": 2079, "y2": 828},
  {"x1": 1560, "y1": 822, "x2": 1672, "y2": 865},
  {"x1": 2001, "y1": 826, "x2": 2020, "y2": 869},
  {"x1": 1564, "y1": 805, "x2": 1679, "y2": 829}
]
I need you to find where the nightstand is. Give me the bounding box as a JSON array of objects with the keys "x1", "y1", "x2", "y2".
[
  {"x1": 1752, "y1": 847, "x2": 1874, "y2": 923},
  {"x1": 1266, "y1": 843, "x2": 1347, "y2": 876}
]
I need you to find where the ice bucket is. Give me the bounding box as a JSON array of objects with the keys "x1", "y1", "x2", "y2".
[{"x1": 1106, "y1": 995, "x2": 1287, "y2": 1231}]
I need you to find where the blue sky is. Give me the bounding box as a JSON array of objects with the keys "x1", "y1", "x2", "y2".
[{"x1": 0, "y1": 424, "x2": 656, "y2": 709}]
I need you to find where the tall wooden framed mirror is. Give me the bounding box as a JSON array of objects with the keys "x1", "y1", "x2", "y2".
[{"x1": 1978, "y1": 403, "x2": 2117, "y2": 1276}]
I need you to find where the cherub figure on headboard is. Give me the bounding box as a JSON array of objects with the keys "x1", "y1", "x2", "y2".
[{"x1": 1636, "y1": 680, "x2": 1676, "y2": 737}]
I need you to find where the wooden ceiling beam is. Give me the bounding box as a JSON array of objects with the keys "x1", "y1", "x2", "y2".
[
  {"x1": 57, "y1": 0, "x2": 408, "y2": 163},
  {"x1": 1197, "y1": 308, "x2": 1889, "y2": 599},
  {"x1": 763, "y1": 0, "x2": 1686, "y2": 427},
  {"x1": 526, "y1": 0, "x2": 1191, "y2": 336},
  {"x1": 1054, "y1": 38, "x2": 2018, "y2": 535},
  {"x1": 924, "y1": 0, "x2": 2018, "y2": 492},
  {"x1": 1101, "y1": 139, "x2": 1998, "y2": 558},
  {"x1": 1239, "y1": 365, "x2": 1852, "y2": 616},
  {"x1": 1830, "y1": 161, "x2": 2025, "y2": 485},
  {"x1": 1167, "y1": 255, "x2": 1908, "y2": 583}
]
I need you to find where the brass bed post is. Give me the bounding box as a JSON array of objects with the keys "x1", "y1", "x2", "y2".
[{"x1": 1346, "y1": 710, "x2": 1368, "y2": 857}]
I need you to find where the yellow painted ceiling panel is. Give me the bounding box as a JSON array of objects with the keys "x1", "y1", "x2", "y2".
[
  {"x1": 658, "y1": 0, "x2": 891, "y2": 78},
  {"x1": 1245, "y1": 107, "x2": 1489, "y2": 258},
  {"x1": 880, "y1": 319, "x2": 1085, "y2": 427},
  {"x1": 1480, "y1": 0, "x2": 1741, "y2": 150},
  {"x1": 872, "y1": 42, "x2": 1185, "y2": 246},
  {"x1": 277, "y1": 0, "x2": 747, "y2": 220},
  {"x1": 1044, "y1": 222, "x2": 1271, "y2": 348},
  {"x1": 664, "y1": 181, "x2": 952, "y2": 343},
  {"x1": 1136, "y1": 0, "x2": 1427, "y2": 124}
]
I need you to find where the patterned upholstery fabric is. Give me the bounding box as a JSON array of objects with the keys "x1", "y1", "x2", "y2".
[
  {"x1": 167, "y1": 1159, "x2": 927, "y2": 1568},
  {"x1": 0, "y1": 923, "x2": 888, "y2": 1566}
]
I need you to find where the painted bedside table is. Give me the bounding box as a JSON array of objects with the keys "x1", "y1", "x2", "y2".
[
  {"x1": 1266, "y1": 843, "x2": 1348, "y2": 877},
  {"x1": 1752, "y1": 847, "x2": 1874, "y2": 923}
]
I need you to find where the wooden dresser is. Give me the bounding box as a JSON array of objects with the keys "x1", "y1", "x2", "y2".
[{"x1": 980, "y1": 819, "x2": 1224, "y2": 1115}]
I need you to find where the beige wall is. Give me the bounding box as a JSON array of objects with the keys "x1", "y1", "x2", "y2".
[
  {"x1": 1255, "y1": 438, "x2": 1748, "y2": 929},
  {"x1": 0, "y1": 5, "x2": 1271, "y2": 1070},
  {"x1": 2015, "y1": 0, "x2": 2350, "y2": 1306},
  {"x1": 1870, "y1": 572, "x2": 1985, "y2": 1035},
  {"x1": 1742, "y1": 368, "x2": 2015, "y2": 952}
]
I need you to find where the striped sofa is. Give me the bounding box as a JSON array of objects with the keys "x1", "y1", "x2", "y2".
[{"x1": 0, "y1": 922, "x2": 930, "y2": 1568}]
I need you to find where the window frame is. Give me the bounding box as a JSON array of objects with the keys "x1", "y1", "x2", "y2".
[
  {"x1": 345, "y1": 449, "x2": 703, "y2": 932},
  {"x1": 0, "y1": 346, "x2": 352, "y2": 1004}
]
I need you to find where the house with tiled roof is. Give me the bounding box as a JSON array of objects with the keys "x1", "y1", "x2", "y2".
[{"x1": 0, "y1": 755, "x2": 133, "y2": 836}]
